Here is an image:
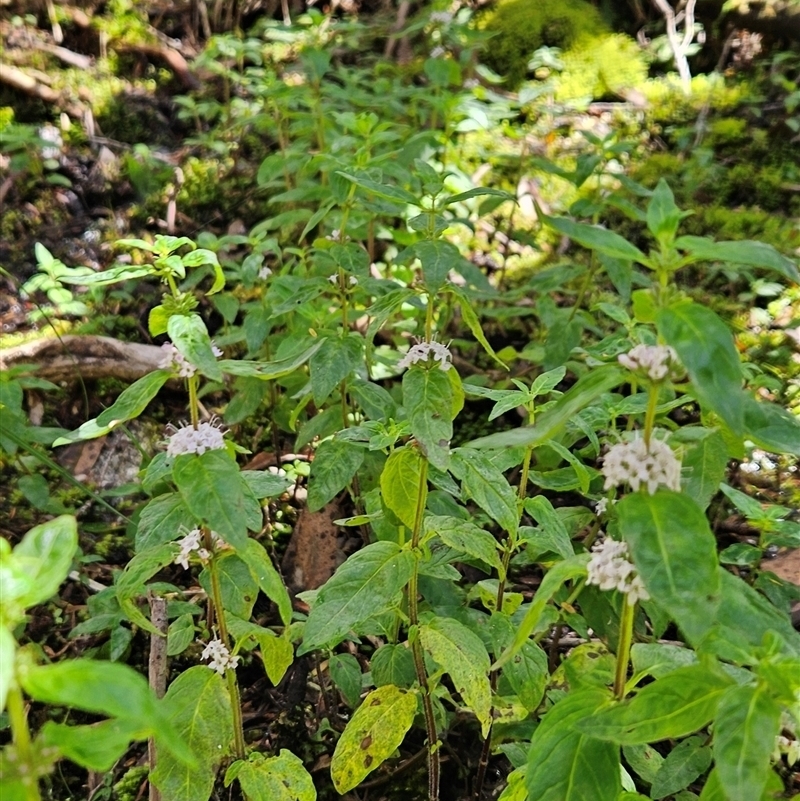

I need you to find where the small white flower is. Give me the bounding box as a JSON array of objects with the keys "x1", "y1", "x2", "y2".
[
  {"x1": 463, "y1": 78, "x2": 479, "y2": 89},
  {"x1": 430, "y1": 11, "x2": 453, "y2": 24},
  {"x1": 328, "y1": 274, "x2": 339, "y2": 284},
  {"x1": 326, "y1": 229, "x2": 341, "y2": 242},
  {"x1": 594, "y1": 498, "x2": 609, "y2": 516},
  {"x1": 166, "y1": 419, "x2": 226, "y2": 457},
  {"x1": 348, "y1": 275, "x2": 358, "y2": 286},
  {"x1": 618, "y1": 344, "x2": 681, "y2": 382},
  {"x1": 602, "y1": 437, "x2": 681, "y2": 495},
  {"x1": 201, "y1": 637, "x2": 240, "y2": 674},
  {"x1": 397, "y1": 340, "x2": 453, "y2": 372},
  {"x1": 430, "y1": 46, "x2": 447, "y2": 59},
  {"x1": 159, "y1": 343, "x2": 197, "y2": 378},
  {"x1": 587, "y1": 537, "x2": 650, "y2": 605},
  {"x1": 174, "y1": 528, "x2": 225, "y2": 570},
  {"x1": 258, "y1": 265, "x2": 273, "y2": 280},
  {"x1": 159, "y1": 340, "x2": 222, "y2": 377}
]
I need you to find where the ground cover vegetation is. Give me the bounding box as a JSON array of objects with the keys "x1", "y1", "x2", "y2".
[{"x1": 1, "y1": 1, "x2": 800, "y2": 800}]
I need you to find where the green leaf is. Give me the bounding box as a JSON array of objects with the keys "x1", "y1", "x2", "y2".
[
  {"x1": 444, "y1": 187, "x2": 515, "y2": 205},
  {"x1": 309, "y1": 334, "x2": 363, "y2": 405},
  {"x1": 2, "y1": 515, "x2": 77, "y2": 614},
  {"x1": 657, "y1": 302, "x2": 743, "y2": 437},
  {"x1": 451, "y1": 287, "x2": 507, "y2": 368},
  {"x1": 370, "y1": 644, "x2": 416, "y2": 688},
  {"x1": 680, "y1": 430, "x2": 729, "y2": 511},
  {"x1": 617, "y1": 491, "x2": 719, "y2": 643},
  {"x1": 646, "y1": 179, "x2": 690, "y2": 246},
  {"x1": 335, "y1": 171, "x2": 419, "y2": 206},
  {"x1": 56, "y1": 263, "x2": 152, "y2": 286},
  {"x1": 403, "y1": 366, "x2": 454, "y2": 470},
  {"x1": 116, "y1": 543, "x2": 177, "y2": 634},
  {"x1": 330, "y1": 653, "x2": 363, "y2": 707},
  {"x1": 495, "y1": 554, "x2": 589, "y2": 669},
  {"x1": 467, "y1": 366, "x2": 626, "y2": 449},
  {"x1": 630, "y1": 643, "x2": 698, "y2": 680},
  {"x1": 200, "y1": 553, "x2": 258, "y2": 619},
  {"x1": 307, "y1": 437, "x2": 365, "y2": 511},
  {"x1": 702, "y1": 568, "x2": 800, "y2": 657},
  {"x1": 229, "y1": 750, "x2": 316, "y2": 801},
  {"x1": 136, "y1": 493, "x2": 196, "y2": 551},
  {"x1": 20, "y1": 659, "x2": 190, "y2": 763},
  {"x1": 676, "y1": 236, "x2": 800, "y2": 283},
  {"x1": 503, "y1": 640, "x2": 548, "y2": 712},
  {"x1": 167, "y1": 614, "x2": 195, "y2": 657},
  {"x1": 226, "y1": 614, "x2": 293, "y2": 684},
  {"x1": 576, "y1": 664, "x2": 734, "y2": 744},
  {"x1": 168, "y1": 315, "x2": 223, "y2": 382},
  {"x1": 299, "y1": 542, "x2": 415, "y2": 653},
  {"x1": 542, "y1": 213, "x2": 647, "y2": 263},
  {"x1": 241, "y1": 539, "x2": 292, "y2": 627},
  {"x1": 742, "y1": 394, "x2": 800, "y2": 456},
  {"x1": 331, "y1": 684, "x2": 417, "y2": 793},
  {"x1": 424, "y1": 515, "x2": 503, "y2": 574},
  {"x1": 523, "y1": 496, "x2": 574, "y2": 560},
  {"x1": 623, "y1": 744, "x2": 664, "y2": 785},
  {"x1": 420, "y1": 616, "x2": 492, "y2": 736},
  {"x1": 526, "y1": 688, "x2": 620, "y2": 801},
  {"x1": 240, "y1": 470, "x2": 293, "y2": 499},
  {"x1": 381, "y1": 445, "x2": 425, "y2": 529},
  {"x1": 173, "y1": 450, "x2": 258, "y2": 549},
  {"x1": 713, "y1": 684, "x2": 781, "y2": 801},
  {"x1": 450, "y1": 448, "x2": 518, "y2": 535},
  {"x1": 411, "y1": 239, "x2": 461, "y2": 292},
  {"x1": 0, "y1": 625, "x2": 15, "y2": 712},
  {"x1": 55, "y1": 371, "x2": 171, "y2": 444},
  {"x1": 151, "y1": 666, "x2": 232, "y2": 801},
  {"x1": 96, "y1": 370, "x2": 173, "y2": 430},
  {"x1": 651, "y1": 736, "x2": 712, "y2": 799},
  {"x1": 218, "y1": 339, "x2": 324, "y2": 380},
  {"x1": 39, "y1": 718, "x2": 146, "y2": 772}
]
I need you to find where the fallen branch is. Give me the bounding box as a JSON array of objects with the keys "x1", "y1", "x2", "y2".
[
  {"x1": 0, "y1": 335, "x2": 165, "y2": 383},
  {"x1": 0, "y1": 64, "x2": 84, "y2": 117}
]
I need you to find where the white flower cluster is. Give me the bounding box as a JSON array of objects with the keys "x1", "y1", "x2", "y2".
[
  {"x1": 258, "y1": 265, "x2": 272, "y2": 280},
  {"x1": 174, "y1": 528, "x2": 225, "y2": 570},
  {"x1": 602, "y1": 437, "x2": 681, "y2": 495},
  {"x1": 618, "y1": 344, "x2": 681, "y2": 381},
  {"x1": 774, "y1": 735, "x2": 800, "y2": 766},
  {"x1": 430, "y1": 11, "x2": 453, "y2": 24},
  {"x1": 430, "y1": 46, "x2": 447, "y2": 59},
  {"x1": 159, "y1": 342, "x2": 223, "y2": 377},
  {"x1": 587, "y1": 538, "x2": 650, "y2": 605},
  {"x1": 38, "y1": 124, "x2": 62, "y2": 160},
  {"x1": 201, "y1": 637, "x2": 240, "y2": 675},
  {"x1": 166, "y1": 420, "x2": 226, "y2": 457},
  {"x1": 397, "y1": 340, "x2": 453, "y2": 372}
]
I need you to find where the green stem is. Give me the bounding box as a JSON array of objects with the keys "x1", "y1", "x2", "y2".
[
  {"x1": 424, "y1": 295, "x2": 434, "y2": 342},
  {"x1": 206, "y1": 539, "x2": 246, "y2": 759},
  {"x1": 8, "y1": 685, "x2": 40, "y2": 801},
  {"x1": 187, "y1": 375, "x2": 200, "y2": 429},
  {"x1": 643, "y1": 385, "x2": 659, "y2": 447},
  {"x1": 614, "y1": 599, "x2": 635, "y2": 700},
  {"x1": 407, "y1": 459, "x2": 439, "y2": 801}
]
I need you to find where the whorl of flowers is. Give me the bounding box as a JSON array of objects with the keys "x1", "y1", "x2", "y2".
[
  {"x1": 602, "y1": 437, "x2": 681, "y2": 495},
  {"x1": 159, "y1": 341, "x2": 223, "y2": 378},
  {"x1": 201, "y1": 637, "x2": 240, "y2": 675},
  {"x1": 587, "y1": 538, "x2": 650, "y2": 605},
  {"x1": 397, "y1": 340, "x2": 452, "y2": 372},
  {"x1": 618, "y1": 344, "x2": 681, "y2": 382},
  {"x1": 166, "y1": 419, "x2": 226, "y2": 457},
  {"x1": 174, "y1": 528, "x2": 225, "y2": 570},
  {"x1": 429, "y1": 11, "x2": 453, "y2": 24},
  {"x1": 258, "y1": 265, "x2": 272, "y2": 280}
]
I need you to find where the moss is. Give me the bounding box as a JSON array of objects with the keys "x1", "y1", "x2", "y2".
[
  {"x1": 477, "y1": 0, "x2": 608, "y2": 87},
  {"x1": 706, "y1": 116, "x2": 748, "y2": 145},
  {"x1": 556, "y1": 34, "x2": 649, "y2": 102},
  {"x1": 641, "y1": 73, "x2": 752, "y2": 125}
]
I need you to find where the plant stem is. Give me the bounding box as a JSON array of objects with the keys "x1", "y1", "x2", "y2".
[
  {"x1": 7, "y1": 685, "x2": 41, "y2": 801},
  {"x1": 425, "y1": 295, "x2": 434, "y2": 342},
  {"x1": 206, "y1": 537, "x2": 246, "y2": 759},
  {"x1": 187, "y1": 375, "x2": 200, "y2": 429},
  {"x1": 407, "y1": 458, "x2": 439, "y2": 801},
  {"x1": 614, "y1": 599, "x2": 635, "y2": 700},
  {"x1": 643, "y1": 385, "x2": 659, "y2": 447}
]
